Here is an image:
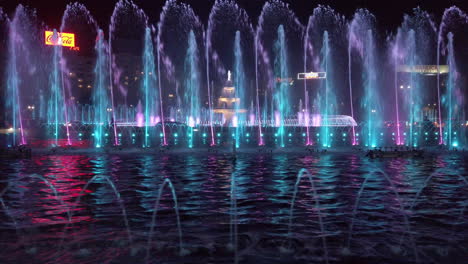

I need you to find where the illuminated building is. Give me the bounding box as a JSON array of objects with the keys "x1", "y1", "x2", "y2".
[
  {"x1": 213, "y1": 71, "x2": 247, "y2": 125},
  {"x1": 297, "y1": 71, "x2": 327, "y2": 79},
  {"x1": 397, "y1": 65, "x2": 449, "y2": 76}
]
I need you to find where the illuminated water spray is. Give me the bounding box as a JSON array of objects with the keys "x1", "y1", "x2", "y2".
[
  {"x1": 362, "y1": 30, "x2": 381, "y2": 148},
  {"x1": 48, "y1": 30, "x2": 67, "y2": 146},
  {"x1": 141, "y1": 27, "x2": 159, "y2": 147},
  {"x1": 405, "y1": 30, "x2": 422, "y2": 147},
  {"x1": 233, "y1": 31, "x2": 246, "y2": 148},
  {"x1": 320, "y1": 31, "x2": 334, "y2": 148},
  {"x1": 274, "y1": 25, "x2": 289, "y2": 148},
  {"x1": 349, "y1": 11, "x2": 381, "y2": 147},
  {"x1": 445, "y1": 33, "x2": 458, "y2": 147},
  {"x1": 205, "y1": 22, "x2": 215, "y2": 146},
  {"x1": 156, "y1": 8, "x2": 169, "y2": 146},
  {"x1": 254, "y1": 34, "x2": 264, "y2": 146},
  {"x1": 437, "y1": 7, "x2": 467, "y2": 147},
  {"x1": 393, "y1": 48, "x2": 403, "y2": 146},
  {"x1": 184, "y1": 30, "x2": 201, "y2": 148},
  {"x1": 303, "y1": 25, "x2": 311, "y2": 145},
  {"x1": 6, "y1": 20, "x2": 25, "y2": 146},
  {"x1": 93, "y1": 29, "x2": 109, "y2": 148}
]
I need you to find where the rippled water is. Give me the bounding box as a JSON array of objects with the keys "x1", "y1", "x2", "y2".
[{"x1": 0, "y1": 152, "x2": 467, "y2": 264}]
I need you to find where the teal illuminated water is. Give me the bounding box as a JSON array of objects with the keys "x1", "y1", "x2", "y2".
[{"x1": 0, "y1": 152, "x2": 466, "y2": 263}]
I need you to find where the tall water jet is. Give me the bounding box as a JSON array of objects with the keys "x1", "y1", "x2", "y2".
[
  {"x1": 205, "y1": 5, "x2": 217, "y2": 146},
  {"x1": 273, "y1": 25, "x2": 289, "y2": 148},
  {"x1": 156, "y1": 2, "x2": 174, "y2": 146},
  {"x1": 141, "y1": 27, "x2": 158, "y2": 147},
  {"x1": 6, "y1": 15, "x2": 25, "y2": 145},
  {"x1": 48, "y1": 30, "x2": 65, "y2": 146},
  {"x1": 392, "y1": 41, "x2": 403, "y2": 145},
  {"x1": 362, "y1": 30, "x2": 381, "y2": 148},
  {"x1": 392, "y1": 8, "x2": 437, "y2": 147},
  {"x1": 303, "y1": 24, "x2": 312, "y2": 145},
  {"x1": 5, "y1": 5, "x2": 48, "y2": 146},
  {"x1": 319, "y1": 31, "x2": 336, "y2": 148},
  {"x1": 349, "y1": 10, "x2": 381, "y2": 147},
  {"x1": 254, "y1": 34, "x2": 264, "y2": 145},
  {"x1": 184, "y1": 30, "x2": 201, "y2": 148},
  {"x1": 436, "y1": 7, "x2": 468, "y2": 146},
  {"x1": 405, "y1": 30, "x2": 419, "y2": 147},
  {"x1": 93, "y1": 30, "x2": 110, "y2": 148},
  {"x1": 233, "y1": 31, "x2": 246, "y2": 148},
  {"x1": 445, "y1": 33, "x2": 459, "y2": 147}
]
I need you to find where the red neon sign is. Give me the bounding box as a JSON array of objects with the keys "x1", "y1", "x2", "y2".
[{"x1": 45, "y1": 31, "x2": 76, "y2": 47}]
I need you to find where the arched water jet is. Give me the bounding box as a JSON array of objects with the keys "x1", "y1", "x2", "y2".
[
  {"x1": 306, "y1": 6, "x2": 344, "y2": 148},
  {"x1": 0, "y1": 174, "x2": 71, "y2": 234},
  {"x1": 58, "y1": 175, "x2": 132, "y2": 251},
  {"x1": 60, "y1": 3, "x2": 100, "y2": 146},
  {"x1": 397, "y1": 171, "x2": 468, "y2": 247},
  {"x1": 287, "y1": 168, "x2": 329, "y2": 264},
  {"x1": 28, "y1": 174, "x2": 72, "y2": 222},
  {"x1": 2, "y1": 174, "x2": 72, "y2": 257},
  {"x1": 146, "y1": 178, "x2": 184, "y2": 263},
  {"x1": 391, "y1": 9, "x2": 437, "y2": 147},
  {"x1": 0, "y1": 197, "x2": 18, "y2": 233},
  {"x1": 204, "y1": 0, "x2": 253, "y2": 147},
  {"x1": 345, "y1": 167, "x2": 418, "y2": 263},
  {"x1": 108, "y1": 0, "x2": 147, "y2": 146},
  {"x1": 256, "y1": 1, "x2": 303, "y2": 147},
  {"x1": 437, "y1": 7, "x2": 468, "y2": 146},
  {"x1": 156, "y1": 0, "x2": 203, "y2": 129}
]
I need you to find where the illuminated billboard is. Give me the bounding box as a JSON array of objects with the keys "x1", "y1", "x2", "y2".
[
  {"x1": 297, "y1": 72, "x2": 326, "y2": 80},
  {"x1": 397, "y1": 65, "x2": 448, "y2": 75},
  {"x1": 45, "y1": 31, "x2": 75, "y2": 47}
]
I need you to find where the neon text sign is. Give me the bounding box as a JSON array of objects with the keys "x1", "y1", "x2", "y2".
[{"x1": 45, "y1": 31, "x2": 76, "y2": 47}]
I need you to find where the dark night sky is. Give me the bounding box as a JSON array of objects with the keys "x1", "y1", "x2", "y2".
[{"x1": 1, "y1": 0, "x2": 468, "y2": 32}]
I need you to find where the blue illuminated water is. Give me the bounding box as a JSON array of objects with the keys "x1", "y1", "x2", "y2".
[{"x1": 0, "y1": 152, "x2": 466, "y2": 264}]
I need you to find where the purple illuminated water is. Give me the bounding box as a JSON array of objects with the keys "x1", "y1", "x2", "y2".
[
  {"x1": 0, "y1": 152, "x2": 466, "y2": 263},
  {"x1": 2, "y1": 1, "x2": 467, "y2": 149}
]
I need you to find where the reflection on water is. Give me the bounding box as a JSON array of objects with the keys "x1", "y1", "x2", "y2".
[{"x1": 0, "y1": 153, "x2": 467, "y2": 263}]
